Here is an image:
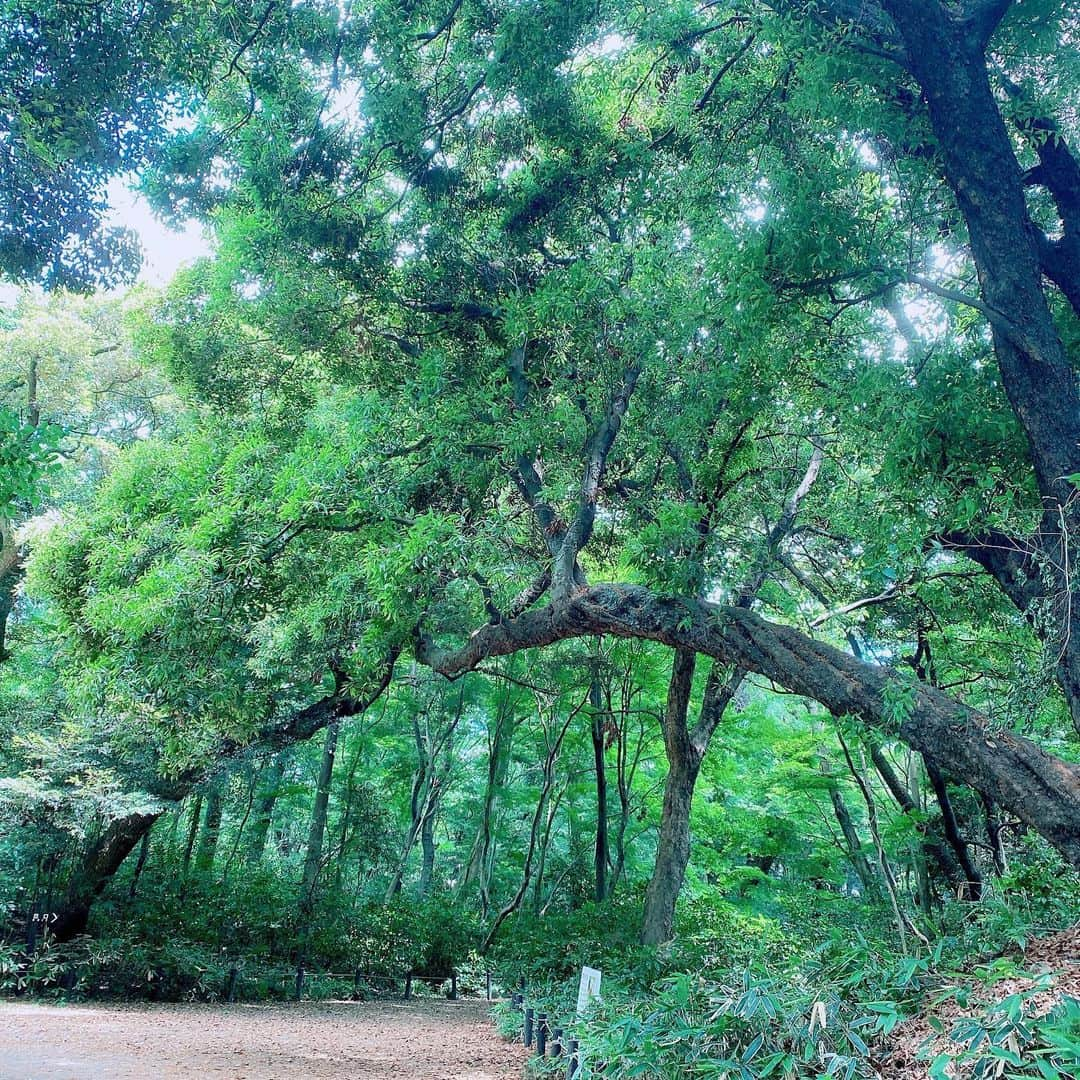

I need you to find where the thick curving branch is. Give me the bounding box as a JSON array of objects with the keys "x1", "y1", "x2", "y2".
[{"x1": 416, "y1": 583, "x2": 1080, "y2": 866}]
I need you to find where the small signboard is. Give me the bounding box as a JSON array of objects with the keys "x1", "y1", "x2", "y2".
[{"x1": 576, "y1": 966, "x2": 602, "y2": 1015}]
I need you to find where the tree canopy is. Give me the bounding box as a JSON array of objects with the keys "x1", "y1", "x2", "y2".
[{"x1": 0, "y1": 2, "x2": 1078, "y2": 1072}]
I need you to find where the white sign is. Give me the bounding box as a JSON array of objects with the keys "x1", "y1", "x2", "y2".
[{"x1": 576, "y1": 966, "x2": 602, "y2": 1015}]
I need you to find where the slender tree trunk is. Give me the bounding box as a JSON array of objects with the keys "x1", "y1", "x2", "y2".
[
  {"x1": 906, "y1": 752, "x2": 933, "y2": 915},
  {"x1": 825, "y1": 777, "x2": 877, "y2": 896},
  {"x1": 868, "y1": 742, "x2": 967, "y2": 892},
  {"x1": 531, "y1": 785, "x2": 565, "y2": 914},
  {"x1": 925, "y1": 759, "x2": 982, "y2": 899},
  {"x1": 590, "y1": 664, "x2": 609, "y2": 902},
  {"x1": 641, "y1": 650, "x2": 702, "y2": 946},
  {"x1": 385, "y1": 727, "x2": 430, "y2": 903},
  {"x1": 195, "y1": 789, "x2": 223, "y2": 874},
  {"x1": 127, "y1": 829, "x2": 152, "y2": 899},
  {"x1": 181, "y1": 793, "x2": 202, "y2": 879},
  {"x1": 300, "y1": 719, "x2": 339, "y2": 907},
  {"x1": 610, "y1": 731, "x2": 631, "y2": 896},
  {"x1": 481, "y1": 701, "x2": 577, "y2": 951},
  {"x1": 461, "y1": 705, "x2": 514, "y2": 914},
  {"x1": 247, "y1": 752, "x2": 288, "y2": 865},
  {"x1": 418, "y1": 794, "x2": 439, "y2": 899},
  {"x1": 981, "y1": 793, "x2": 1008, "y2": 877},
  {"x1": 840, "y1": 735, "x2": 927, "y2": 953},
  {"x1": 334, "y1": 744, "x2": 362, "y2": 891}
]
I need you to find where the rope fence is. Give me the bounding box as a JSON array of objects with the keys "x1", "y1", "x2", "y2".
[
  {"x1": 6, "y1": 953, "x2": 495, "y2": 1006},
  {"x1": 221, "y1": 964, "x2": 487, "y2": 1003}
]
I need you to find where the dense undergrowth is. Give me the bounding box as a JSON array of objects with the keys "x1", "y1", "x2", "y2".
[
  {"x1": 4, "y1": 834, "x2": 1077, "y2": 1078},
  {"x1": 488, "y1": 859, "x2": 1080, "y2": 1079}
]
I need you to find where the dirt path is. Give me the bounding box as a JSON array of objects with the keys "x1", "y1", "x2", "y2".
[{"x1": 0, "y1": 998, "x2": 527, "y2": 1080}]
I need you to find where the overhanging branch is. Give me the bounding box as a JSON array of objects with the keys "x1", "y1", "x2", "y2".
[{"x1": 415, "y1": 582, "x2": 1080, "y2": 865}]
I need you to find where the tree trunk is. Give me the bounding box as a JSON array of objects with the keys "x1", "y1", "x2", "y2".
[
  {"x1": 300, "y1": 719, "x2": 339, "y2": 906},
  {"x1": 609, "y1": 682, "x2": 643, "y2": 896},
  {"x1": 45, "y1": 674, "x2": 396, "y2": 943},
  {"x1": 51, "y1": 811, "x2": 162, "y2": 941},
  {"x1": 590, "y1": 664, "x2": 609, "y2": 903},
  {"x1": 384, "y1": 732, "x2": 430, "y2": 902},
  {"x1": 334, "y1": 743, "x2": 362, "y2": 891},
  {"x1": 460, "y1": 702, "x2": 514, "y2": 915},
  {"x1": 825, "y1": 777, "x2": 877, "y2": 896},
  {"x1": 0, "y1": 518, "x2": 22, "y2": 663},
  {"x1": 418, "y1": 793, "x2": 438, "y2": 899},
  {"x1": 982, "y1": 793, "x2": 1008, "y2": 877},
  {"x1": 247, "y1": 752, "x2": 288, "y2": 865},
  {"x1": 127, "y1": 829, "x2": 152, "y2": 899},
  {"x1": 905, "y1": 752, "x2": 933, "y2": 915},
  {"x1": 874, "y1": 1, "x2": 1080, "y2": 728},
  {"x1": 868, "y1": 740, "x2": 971, "y2": 899},
  {"x1": 480, "y1": 703, "x2": 576, "y2": 951},
  {"x1": 181, "y1": 793, "x2": 202, "y2": 879},
  {"x1": 195, "y1": 788, "x2": 223, "y2": 874},
  {"x1": 641, "y1": 649, "x2": 701, "y2": 946},
  {"x1": 417, "y1": 583, "x2": 1080, "y2": 868},
  {"x1": 925, "y1": 759, "x2": 982, "y2": 900}
]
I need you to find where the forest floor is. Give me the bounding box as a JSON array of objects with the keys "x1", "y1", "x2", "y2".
[
  {"x1": 0, "y1": 996, "x2": 527, "y2": 1079},
  {"x1": 881, "y1": 922, "x2": 1080, "y2": 1078}
]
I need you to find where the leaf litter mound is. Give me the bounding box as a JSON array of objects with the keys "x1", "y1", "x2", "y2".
[{"x1": 878, "y1": 923, "x2": 1079, "y2": 1078}]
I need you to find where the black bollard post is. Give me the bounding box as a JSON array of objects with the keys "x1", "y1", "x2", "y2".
[
  {"x1": 523, "y1": 1007, "x2": 534, "y2": 1047},
  {"x1": 536, "y1": 1013, "x2": 548, "y2": 1056},
  {"x1": 511, "y1": 991, "x2": 522, "y2": 1011},
  {"x1": 404, "y1": 973, "x2": 413, "y2": 1000},
  {"x1": 552, "y1": 1027, "x2": 564, "y2": 1057},
  {"x1": 486, "y1": 971, "x2": 492, "y2": 1001},
  {"x1": 450, "y1": 972, "x2": 457, "y2": 1000},
  {"x1": 294, "y1": 966, "x2": 304, "y2": 1001},
  {"x1": 226, "y1": 966, "x2": 239, "y2": 1003},
  {"x1": 567, "y1": 1038, "x2": 580, "y2": 1079},
  {"x1": 353, "y1": 968, "x2": 363, "y2": 1000}
]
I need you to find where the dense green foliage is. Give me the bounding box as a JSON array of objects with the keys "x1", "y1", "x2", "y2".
[{"x1": 2, "y1": 1, "x2": 1079, "y2": 1077}]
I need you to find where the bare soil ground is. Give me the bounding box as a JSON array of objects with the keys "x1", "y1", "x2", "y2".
[{"x1": 0, "y1": 997, "x2": 527, "y2": 1080}]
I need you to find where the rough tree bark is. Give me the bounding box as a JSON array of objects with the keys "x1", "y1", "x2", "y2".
[
  {"x1": 48, "y1": 658, "x2": 398, "y2": 942},
  {"x1": 825, "y1": 0, "x2": 1080, "y2": 728},
  {"x1": 641, "y1": 649, "x2": 701, "y2": 946},
  {"x1": 640, "y1": 655, "x2": 746, "y2": 945},
  {"x1": 49, "y1": 810, "x2": 163, "y2": 940},
  {"x1": 416, "y1": 583, "x2": 1080, "y2": 867},
  {"x1": 639, "y1": 442, "x2": 822, "y2": 943}
]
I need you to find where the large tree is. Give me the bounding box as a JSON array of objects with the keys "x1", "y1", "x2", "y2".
[{"x1": 7, "y1": 0, "x2": 1080, "y2": 940}]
